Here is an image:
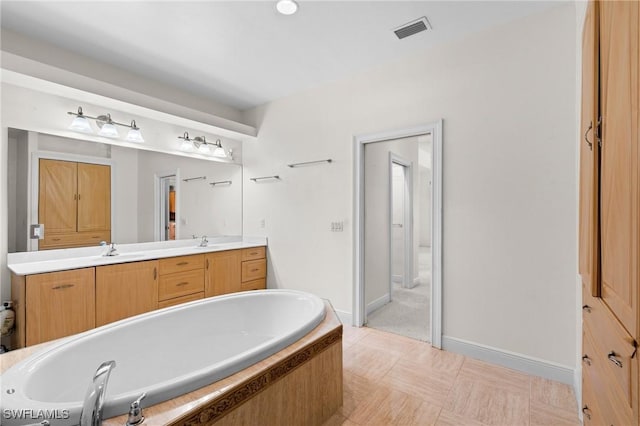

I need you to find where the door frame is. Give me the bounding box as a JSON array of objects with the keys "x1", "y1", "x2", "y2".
[
  {"x1": 388, "y1": 153, "x2": 414, "y2": 291},
  {"x1": 353, "y1": 120, "x2": 443, "y2": 348}
]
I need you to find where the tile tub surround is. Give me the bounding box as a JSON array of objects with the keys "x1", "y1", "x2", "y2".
[
  {"x1": 0, "y1": 301, "x2": 342, "y2": 426},
  {"x1": 7, "y1": 236, "x2": 267, "y2": 275}
]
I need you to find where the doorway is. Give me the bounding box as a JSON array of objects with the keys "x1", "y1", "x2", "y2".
[
  {"x1": 354, "y1": 121, "x2": 442, "y2": 347},
  {"x1": 158, "y1": 174, "x2": 177, "y2": 241}
]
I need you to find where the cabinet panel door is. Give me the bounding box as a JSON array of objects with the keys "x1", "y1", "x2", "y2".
[
  {"x1": 77, "y1": 162, "x2": 111, "y2": 232},
  {"x1": 578, "y1": 0, "x2": 600, "y2": 294},
  {"x1": 599, "y1": 0, "x2": 639, "y2": 337},
  {"x1": 205, "y1": 250, "x2": 242, "y2": 297},
  {"x1": 96, "y1": 261, "x2": 158, "y2": 326},
  {"x1": 39, "y1": 159, "x2": 77, "y2": 234},
  {"x1": 25, "y1": 268, "x2": 95, "y2": 346}
]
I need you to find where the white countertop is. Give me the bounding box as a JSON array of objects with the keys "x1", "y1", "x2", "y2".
[{"x1": 7, "y1": 236, "x2": 267, "y2": 276}]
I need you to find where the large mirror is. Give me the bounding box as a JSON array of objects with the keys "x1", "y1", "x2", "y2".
[{"x1": 7, "y1": 128, "x2": 243, "y2": 253}]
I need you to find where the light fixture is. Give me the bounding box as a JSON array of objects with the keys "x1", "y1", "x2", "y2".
[
  {"x1": 276, "y1": 0, "x2": 298, "y2": 15},
  {"x1": 194, "y1": 136, "x2": 211, "y2": 154},
  {"x1": 125, "y1": 120, "x2": 145, "y2": 143},
  {"x1": 97, "y1": 114, "x2": 119, "y2": 138},
  {"x1": 212, "y1": 139, "x2": 227, "y2": 158},
  {"x1": 68, "y1": 107, "x2": 93, "y2": 133},
  {"x1": 178, "y1": 132, "x2": 194, "y2": 151},
  {"x1": 67, "y1": 106, "x2": 144, "y2": 142},
  {"x1": 178, "y1": 133, "x2": 228, "y2": 158}
]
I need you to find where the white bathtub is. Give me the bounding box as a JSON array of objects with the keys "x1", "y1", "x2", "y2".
[{"x1": 1, "y1": 289, "x2": 326, "y2": 426}]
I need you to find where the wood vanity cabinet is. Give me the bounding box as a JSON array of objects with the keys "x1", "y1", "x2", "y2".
[
  {"x1": 579, "y1": 1, "x2": 639, "y2": 424},
  {"x1": 21, "y1": 268, "x2": 96, "y2": 346},
  {"x1": 95, "y1": 261, "x2": 159, "y2": 327},
  {"x1": 39, "y1": 159, "x2": 111, "y2": 250},
  {"x1": 10, "y1": 246, "x2": 266, "y2": 349}
]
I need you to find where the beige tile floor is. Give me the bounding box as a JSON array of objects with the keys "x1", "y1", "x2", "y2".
[{"x1": 324, "y1": 326, "x2": 580, "y2": 426}]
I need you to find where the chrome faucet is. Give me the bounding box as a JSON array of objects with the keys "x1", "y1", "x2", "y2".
[
  {"x1": 80, "y1": 360, "x2": 116, "y2": 426},
  {"x1": 103, "y1": 243, "x2": 118, "y2": 257},
  {"x1": 199, "y1": 235, "x2": 208, "y2": 247},
  {"x1": 125, "y1": 392, "x2": 147, "y2": 426}
]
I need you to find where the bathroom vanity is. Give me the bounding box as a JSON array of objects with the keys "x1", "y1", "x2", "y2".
[{"x1": 8, "y1": 238, "x2": 267, "y2": 348}]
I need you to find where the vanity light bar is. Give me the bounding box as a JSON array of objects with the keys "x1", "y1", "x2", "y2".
[{"x1": 67, "y1": 106, "x2": 144, "y2": 143}]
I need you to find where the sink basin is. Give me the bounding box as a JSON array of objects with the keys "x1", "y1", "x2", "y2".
[{"x1": 91, "y1": 253, "x2": 145, "y2": 262}]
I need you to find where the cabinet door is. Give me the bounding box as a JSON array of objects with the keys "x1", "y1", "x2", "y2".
[
  {"x1": 96, "y1": 260, "x2": 158, "y2": 326},
  {"x1": 39, "y1": 159, "x2": 77, "y2": 234},
  {"x1": 598, "y1": 0, "x2": 639, "y2": 337},
  {"x1": 578, "y1": 0, "x2": 600, "y2": 295},
  {"x1": 77, "y1": 162, "x2": 111, "y2": 232},
  {"x1": 25, "y1": 268, "x2": 95, "y2": 346},
  {"x1": 205, "y1": 250, "x2": 242, "y2": 297}
]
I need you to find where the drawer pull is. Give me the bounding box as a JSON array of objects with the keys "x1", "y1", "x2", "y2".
[
  {"x1": 52, "y1": 284, "x2": 74, "y2": 290},
  {"x1": 52, "y1": 238, "x2": 61, "y2": 241},
  {"x1": 251, "y1": 268, "x2": 259, "y2": 272},
  {"x1": 154, "y1": 267, "x2": 157, "y2": 280},
  {"x1": 250, "y1": 252, "x2": 258, "y2": 255},
  {"x1": 176, "y1": 282, "x2": 189, "y2": 287},
  {"x1": 206, "y1": 259, "x2": 209, "y2": 269},
  {"x1": 582, "y1": 304, "x2": 592, "y2": 313},
  {"x1": 581, "y1": 354, "x2": 592, "y2": 366},
  {"x1": 582, "y1": 406, "x2": 592, "y2": 420},
  {"x1": 607, "y1": 352, "x2": 623, "y2": 368},
  {"x1": 177, "y1": 262, "x2": 189, "y2": 266}
]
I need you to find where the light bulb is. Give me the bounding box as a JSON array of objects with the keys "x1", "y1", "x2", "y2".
[
  {"x1": 276, "y1": 0, "x2": 298, "y2": 15},
  {"x1": 69, "y1": 116, "x2": 93, "y2": 133}
]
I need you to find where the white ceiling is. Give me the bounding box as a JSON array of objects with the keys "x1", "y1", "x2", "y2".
[{"x1": 1, "y1": 1, "x2": 563, "y2": 111}]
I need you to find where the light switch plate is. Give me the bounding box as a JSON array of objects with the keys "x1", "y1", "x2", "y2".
[{"x1": 30, "y1": 224, "x2": 44, "y2": 239}]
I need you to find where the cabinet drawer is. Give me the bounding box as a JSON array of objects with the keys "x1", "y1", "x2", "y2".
[
  {"x1": 581, "y1": 367, "x2": 605, "y2": 426},
  {"x1": 240, "y1": 278, "x2": 266, "y2": 292},
  {"x1": 582, "y1": 296, "x2": 636, "y2": 411},
  {"x1": 40, "y1": 231, "x2": 110, "y2": 250},
  {"x1": 158, "y1": 270, "x2": 204, "y2": 301},
  {"x1": 159, "y1": 255, "x2": 204, "y2": 275},
  {"x1": 242, "y1": 246, "x2": 265, "y2": 261},
  {"x1": 158, "y1": 292, "x2": 204, "y2": 309},
  {"x1": 242, "y1": 259, "x2": 266, "y2": 282}
]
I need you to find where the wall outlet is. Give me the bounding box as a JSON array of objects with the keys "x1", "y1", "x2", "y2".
[
  {"x1": 330, "y1": 221, "x2": 344, "y2": 232},
  {"x1": 260, "y1": 219, "x2": 265, "y2": 228}
]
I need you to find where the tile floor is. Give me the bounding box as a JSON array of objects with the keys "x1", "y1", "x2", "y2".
[{"x1": 324, "y1": 325, "x2": 580, "y2": 426}]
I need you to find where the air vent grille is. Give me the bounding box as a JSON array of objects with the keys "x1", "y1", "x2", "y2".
[{"x1": 393, "y1": 17, "x2": 431, "y2": 40}]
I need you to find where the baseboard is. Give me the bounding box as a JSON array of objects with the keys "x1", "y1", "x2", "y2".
[
  {"x1": 366, "y1": 293, "x2": 390, "y2": 315},
  {"x1": 442, "y1": 336, "x2": 575, "y2": 385},
  {"x1": 334, "y1": 309, "x2": 353, "y2": 326}
]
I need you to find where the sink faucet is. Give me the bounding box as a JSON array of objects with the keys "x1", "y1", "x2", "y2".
[
  {"x1": 80, "y1": 360, "x2": 116, "y2": 426},
  {"x1": 199, "y1": 235, "x2": 208, "y2": 247},
  {"x1": 103, "y1": 243, "x2": 118, "y2": 257}
]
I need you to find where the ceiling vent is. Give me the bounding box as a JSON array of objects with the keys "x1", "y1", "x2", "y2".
[{"x1": 393, "y1": 17, "x2": 432, "y2": 40}]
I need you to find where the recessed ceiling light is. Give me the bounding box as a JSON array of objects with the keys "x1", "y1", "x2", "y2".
[{"x1": 276, "y1": 0, "x2": 298, "y2": 16}]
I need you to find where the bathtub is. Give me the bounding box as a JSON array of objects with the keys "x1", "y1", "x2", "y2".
[{"x1": 1, "y1": 289, "x2": 326, "y2": 426}]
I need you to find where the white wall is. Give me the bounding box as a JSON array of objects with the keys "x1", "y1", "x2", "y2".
[{"x1": 243, "y1": 4, "x2": 577, "y2": 367}]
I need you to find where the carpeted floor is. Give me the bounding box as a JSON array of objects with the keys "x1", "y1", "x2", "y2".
[{"x1": 366, "y1": 246, "x2": 431, "y2": 342}]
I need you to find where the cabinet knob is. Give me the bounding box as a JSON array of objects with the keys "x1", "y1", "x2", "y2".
[
  {"x1": 582, "y1": 305, "x2": 592, "y2": 313},
  {"x1": 582, "y1": 405, "x2": 592, "y2": 420},
  {"x1": 582, "y1": 354, "x2": 592, "y2": 366}
]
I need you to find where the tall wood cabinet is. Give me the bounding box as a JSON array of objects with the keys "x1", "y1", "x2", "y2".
[
  {"x1": 579, "y1": 1, "x2": 640, "y2": 424},
  {"x1": 39, "y1": 159, "x2": 111, "y2": 250}
]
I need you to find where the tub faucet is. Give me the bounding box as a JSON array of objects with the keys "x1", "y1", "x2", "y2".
[
  {"x1": 80, "y1": 360, "x2": 116, "y2": 426},
  {"x1": 125, "y1": 392, "x2": 147, "y2": 426},
  {"x1": 199, "y1": 235, "x2": 208, "y2": 247},
  {"x1": 103, "y1": 243, "x2": 118, "y2": 257}
]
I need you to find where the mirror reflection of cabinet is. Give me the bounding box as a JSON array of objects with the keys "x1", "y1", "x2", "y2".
[{"x1": 38, "y1": 159, "x2": 111, "y2": 250}]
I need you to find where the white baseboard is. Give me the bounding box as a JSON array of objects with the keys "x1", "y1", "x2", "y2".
[
  {"x1": 334, "y1": 309, "x2": 353, "y2": 326},
  {"x1": 366, "y1": 293, "x2": 390, "y2": 315},
  {"x1": 442, "y1": 336, "x2": 575, "y2": 385}
]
